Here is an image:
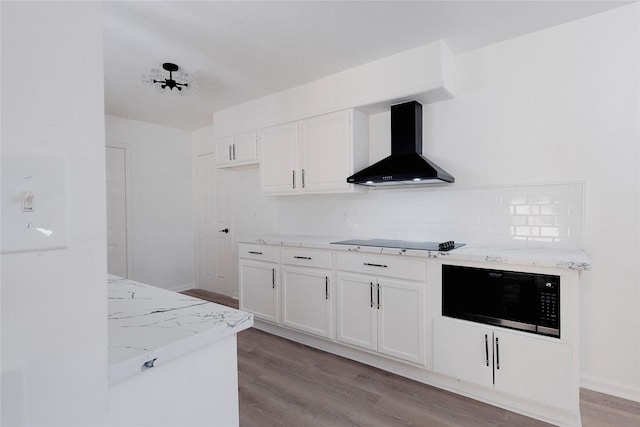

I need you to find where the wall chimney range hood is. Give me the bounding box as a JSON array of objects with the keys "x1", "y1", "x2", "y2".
[{"x1": 347, "y1": 101, "x2": 454, "y2": 187}]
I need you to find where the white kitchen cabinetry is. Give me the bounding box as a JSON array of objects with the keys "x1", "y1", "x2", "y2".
[
  {"x1": 258, "y1": 109, "x2": 367, "y2": 195},
  {"x1": 336, "y1": 253, "x2": 426, "y2": 365},
  {"x1": 257, "y1": 122, "x2": 298, "y2": 194},
  {"x1": 215, "y1": 131, "x2": 258, "y2": 168},
  {"x1": 432, "y1": 316, "x2": 573, "y2": 411},
  {"x1": 238, "y1": 240, "x2": 583, "y2": 426},
  {"x1": 238, "y1": 244, "x2": 279, "y2": 323},
  {"x1": 281, "y1": 248, "x2": 333, "y2": 339}
]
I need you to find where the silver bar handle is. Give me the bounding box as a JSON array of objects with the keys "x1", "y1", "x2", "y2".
[
  {"x1": 495, "y1": 336, "x2": 500, "y2": 370},
  {"x1": 364, "y1": 262, "x2": 388, "y2": 268},
  {"x1": 325, "y1": 277, "x2": 329, "y2": 300},
  {"x1": 377, "y1": 283, "x2": 381, "y2": 309},
  {"x1": 292, "y1": 170, "x2": 296, "y2": 189},
  {"x1": 248, "y1": 251, "x2": 263, "y2": 255},
  {"x1": 272, "y1": 269, "x2": 276, "y2": 289},
  {"x1": 302, "y1": 168, "x2": 306, "y2": 188},
  {"x1": 370, "y1": 282, "x2": 374, "y2": 308},
  {"x1": 232, "y1": 143, "x2": 236, "y2": 160},
  {"x1": 228, "y1": 145, "x2": 232, "y2": 161},
  {"x1": 294, "y1": 256, "x2": 312, "y2": 260},
  {"x1": 485, "y1": 334, "x2": 489, "y2": 367}
]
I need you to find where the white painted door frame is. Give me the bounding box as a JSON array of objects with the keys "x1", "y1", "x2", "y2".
[
  {"x1": 106, "y1": 143, "x2": 134, "y2": 278},
  {"x1": 194, "y1": 151, "x2": 234, "y2": 297}
]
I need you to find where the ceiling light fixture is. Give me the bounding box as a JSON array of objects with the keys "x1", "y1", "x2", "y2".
[{"x1": 142, "y1": 63, "x2": 193, "y2": 94}]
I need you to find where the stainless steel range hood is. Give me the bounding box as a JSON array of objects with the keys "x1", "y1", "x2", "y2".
[{"x1": 347, "y1": 101, "x2": 454, "y2": 187}]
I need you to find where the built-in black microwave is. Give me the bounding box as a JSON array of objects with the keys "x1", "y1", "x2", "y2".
[{"x1": 442, "y1": 264, "x2": 560, "y2": 338}]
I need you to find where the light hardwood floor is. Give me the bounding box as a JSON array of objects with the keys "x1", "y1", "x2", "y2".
[{"x1": 184, "y1": 289, "x2": 640, "y2": 427}]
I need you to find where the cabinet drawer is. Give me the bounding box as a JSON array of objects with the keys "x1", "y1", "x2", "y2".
[
  {"x1": 336, "y1": 252, "x2": 425, "y2": 282},
  {"x1": 238, "y1": 244, "x2": 278, "y2": 262},
  {"x1": 281, "y1": 248, "x2": 332, "y2": 269}
]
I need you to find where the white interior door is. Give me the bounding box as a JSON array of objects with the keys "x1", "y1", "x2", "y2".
[
  {"x1": 105, "y1": 146, "x2": 128, "y2": 277},
  {"x1": 195, "y1": 153, "x2": 233, "y2": 296}
]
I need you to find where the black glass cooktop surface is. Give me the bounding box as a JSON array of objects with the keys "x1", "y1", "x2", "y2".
[{"x1": 330, "y1": 239, "x2": 464, "y2": 252}]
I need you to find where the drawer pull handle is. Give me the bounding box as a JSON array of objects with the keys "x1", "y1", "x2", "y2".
[
  {"x1": 248, "y1": 251, "x2": 263, "y2": 255},
  {"x1": 294, "y1": 256, "x2": 312, "y2": 260},
  {"x1": 364, "y1": 262, "x2": 388, "y2": 268},
  {"x1": 495, "y1": 336, "x2": 500, "y2": 370}
]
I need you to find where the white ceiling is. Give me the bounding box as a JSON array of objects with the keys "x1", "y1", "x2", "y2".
[{"x1": 103, "y1": 1, "x2": 632, "y2": 131}]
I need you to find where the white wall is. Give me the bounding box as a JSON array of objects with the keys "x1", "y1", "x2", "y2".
[
  {"x1": 105, "y1": 116, "x2": 194, "y2": 291},
  {"x1": 428, "y1": 5, "x2": 639, "y2": 399},
  {"x1": 222, "y1": 4, "x2": 640, "y2": 400},
  {"x1": 1, "y1": 2, "x2": 108, "y2": 425}
]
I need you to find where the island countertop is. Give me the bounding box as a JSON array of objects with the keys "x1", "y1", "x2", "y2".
[{"x1": 108, "y1": 276, "x2": 253, "y2": 384}]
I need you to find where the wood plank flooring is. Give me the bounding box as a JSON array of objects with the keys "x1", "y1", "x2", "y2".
[
  {"x1": 184, "y1": 289, "x2": 640, "y2": 427},
  {"x1": 182, "y1": 288, "x2": 239, "y2": 309}
]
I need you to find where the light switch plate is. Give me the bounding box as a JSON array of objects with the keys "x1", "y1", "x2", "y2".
[{"x1": 1, "y1": 151, "x2": 68, "y2": 253}]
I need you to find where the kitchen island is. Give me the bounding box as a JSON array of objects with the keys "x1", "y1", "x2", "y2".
[{"x1": 107, "y1": 276, "x2": 253, "y2": 426}]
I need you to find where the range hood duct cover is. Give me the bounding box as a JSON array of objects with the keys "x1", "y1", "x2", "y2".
[{"x1": 347, "y1": 101, "x2": 454, "y2": 186}]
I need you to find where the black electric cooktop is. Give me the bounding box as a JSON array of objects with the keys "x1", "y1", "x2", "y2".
[{"x1": 330, "y1": 239, "x2": 465, "y2": 252}]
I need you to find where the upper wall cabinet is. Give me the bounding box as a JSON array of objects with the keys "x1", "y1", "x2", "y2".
[
  {"x1": 258, "y1": 122, "x2": 299, "y2": 194},
  {"x1": 258, "y1": 109, "x2": 368, "y2": 195},
  {"x1": 214, "y1": 130, "x2": 258, "y2": 168}
]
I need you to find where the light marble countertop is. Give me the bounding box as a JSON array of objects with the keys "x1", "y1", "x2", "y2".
[
  {"x1": 108, "y1": 275, "x2": 253, "y2": 384},
  {"x1": 238, "y1": 235, "x2": 590, "y2": 271}
]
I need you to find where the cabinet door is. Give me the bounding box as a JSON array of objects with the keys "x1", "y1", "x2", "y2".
[
  {"x1": 233, "y1": 131, "x2": 258, "y2": 164},
  {"x1": 259, "y1": 122, "x2": 299, "y2": 194},
  {"x1": 336, "y1": 273, "x2": 377, "y2": 351},
  {"x1": 239, "y1": 260, "x2": 278, "y2": 323},
  {"x1": 433, "y1": 317, "x2": 493, "y2": 387},
  {"x1": 377, "y1": 279, "x2": 425, "y2": 364},
  {"x1": 214, "y1": 136, "x2": 234, "y2": 166},
  {"x1": 299, "y1": 110, "x2": 351, "y2": 192},
  {"x1": 494, "y1": 330, "x2": 573, "y2": 410},
  {"x1": 282, "y1": 267, "x2": 332, "y2": 338}
]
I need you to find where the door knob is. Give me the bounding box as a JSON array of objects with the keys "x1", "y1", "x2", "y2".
[{"x1": 219, "y1": 228, "x2": 229, "y2": 233}]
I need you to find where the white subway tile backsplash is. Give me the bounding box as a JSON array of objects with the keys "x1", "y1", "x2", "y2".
[
  {"x1": 540, "y1": 227, "x2": 561, "y2": 237},
  {"x1": 527, "y1": 194, "x2": 554, "y2": 205},
  {"x1": 502, "y1": 195, "x2": 528, "y2": 205},
  {"x1": 515, "y1": 205, "x2": 540, "y2": 215},
  {"x1": 540, "y1": 205, "x2": 566, "y2": 216},
  {"x1": 528, "y1": 216, "x2": 555, "y2": 226},
  {"x1": 277, "y1": 182, "x2": 584, "y2": 249}
]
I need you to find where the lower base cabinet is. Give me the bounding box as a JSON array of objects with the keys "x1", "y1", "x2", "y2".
[
  {"x1": 432, "y1": 316, "x2": 573, "y2": 411},
  {"x1": 239, "y1": 260, "x2": 279, "y2": 323},
  {"x1": 281, "y1": 266, "x2": 332, "y2": 339},
  {"x1": 336, "y1": 273, "x2": 425, "y2": 365}
]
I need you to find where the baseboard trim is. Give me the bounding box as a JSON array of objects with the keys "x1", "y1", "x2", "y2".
[
  {"x1": 581, "y1": 376, "x2": 640, "y2": 402},
  {"x1": 170, "y1": 282, "x2": 195, "y2": 293}
]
